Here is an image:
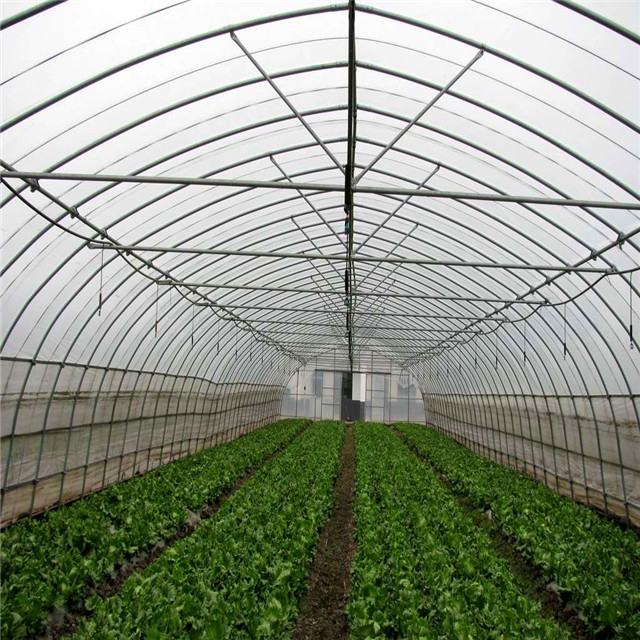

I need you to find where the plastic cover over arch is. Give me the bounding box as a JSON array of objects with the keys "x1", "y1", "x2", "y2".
[{"x1": 1, "y1": 0, "x2": 638, "y2": 526}]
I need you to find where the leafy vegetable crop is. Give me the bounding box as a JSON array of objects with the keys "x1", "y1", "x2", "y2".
[
  {"x1": 396, "y1": 422, "x2": 640, "y2": 638},
  {"x1": 348, "y1": 422, "x2": 568, "y2": 639},
  {"x1": 72, "y1": 420, "x2": 345, "y2": 639},
  {"x1": 1, "y1": 418, "x2": 307, "y2": 639}
]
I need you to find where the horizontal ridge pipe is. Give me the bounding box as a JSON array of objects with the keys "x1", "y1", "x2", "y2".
[
  {"x1": 194, "y1": 303, "x2": 507, "y2": 320},
  {"x1": 163, "y1": 279, "x2": 548, "y2": 303},
  {"x1": 85, "y1": 243, "x2": 616, "y2": 273},
  {"x1": 2, "y1": 171, "x2": 639, "y2": 209}
]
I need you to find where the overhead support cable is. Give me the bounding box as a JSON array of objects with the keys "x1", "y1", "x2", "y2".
[
  {"x1": 0, "y1": 162, "x2": 304, "y2": 364},
  {"x1": 352, "y1": 224, "x2": 417, "y2": 320},
  {"x1": 272, "y1": 156, "x2": 346, "y2": 249},
  {"x1": 292, "y1": 219, "x2": 344, "y2": 280},
  {"x1": 3, "y1": 170, "x2": 638, "y2": 209},
  {"x1": 230, "y1": 30, "x2": 345, "y2": 175},
  {"x1": 288, "y1": 217, "x2": 346, "y2": 320},
  {"x1": 354, "y1": 48, "x2": 483, "y2": 184},
  {"x1": 355, "y1": 166, "x2": 439, "y2": 254},
  {"x1": 406, "y1": 226, "x2": 640, "y2": 363}
]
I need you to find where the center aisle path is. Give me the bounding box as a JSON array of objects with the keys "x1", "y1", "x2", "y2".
[{"x1": 295, "y1": 423, "x2": 356, "y2": 639}]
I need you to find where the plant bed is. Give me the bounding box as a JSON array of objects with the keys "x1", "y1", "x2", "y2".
[
  {"x1": 396, "y1": 422, "x2": 640, "y2": 639},
  {"x1": 348, "y1": 422, "x2": 568, "y2": 639},
  {"x1": 72, "y1": 420, "x2": 345, "y2": 638},
  {"x1": 1, "y1": 418, "x2": 307, "y2": 639},
  {"x1": 393, "y1": 426, "x2": 590, "y2": 639}
]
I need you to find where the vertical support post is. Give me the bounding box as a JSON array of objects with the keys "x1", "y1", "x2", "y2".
[{"x1": 345, "y1": 0, "x2": 357, "y2": 374}]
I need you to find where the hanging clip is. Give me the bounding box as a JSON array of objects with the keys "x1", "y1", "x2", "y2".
[
  {"x1": 563, "y1": 304, "x2": 567, "y2": 360},
  {"x1": 98, "y1": 245, "x2": 105, "y2": 316},
  {"x1": 630, "y1": 272, "x2": 634, "y2": 350}
]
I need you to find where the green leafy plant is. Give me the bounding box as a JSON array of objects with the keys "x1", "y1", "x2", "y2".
[
  {"x1": 396, "y1": 422, "x2": 640, "y2": 638},
  {"x1": 73, "y1": 420, "x2": 345, "y2": 639},
  {"x1": 1, "y1": 418, "x2": 307, "y2": 639},
  {"x1": 348, "y1": 422, "x2": 568, "y2": 639}
]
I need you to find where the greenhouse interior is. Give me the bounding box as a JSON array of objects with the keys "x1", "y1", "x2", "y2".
[{"x1": 1, "y1": 0, "x2": 639, "y2": 638}]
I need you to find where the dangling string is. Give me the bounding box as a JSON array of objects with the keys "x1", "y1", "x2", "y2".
[
  {"x1": 154, "y1": 282, "x2": 159, "y2": 337},
  {"x1": 473, "y1": 335, "x2": 478, "y2": 368},
  {"x1": 191, "y1": 305, "x2": 194, "y2": 348},
  {"x1": 235, "y1": 325, "x2": 238, "y2": 359},
  {"x1": 494, "y1": 330, "x2": 498, "y2": 370},
  {"x1": 630, "y1": 272, "x2": 635, "y2": 350},
  {"x1": 98, "y1": 245, "x2": 104, "y2": 316},
  {"x1": 523, "y1": 319, "x2": 527, "y2": 364},
  {"x1": 563, "y1": 304, "x2": 567, "y2": 360},
  {"x1": 216, "y1": 316, "x2": 219, "y2": 354}
]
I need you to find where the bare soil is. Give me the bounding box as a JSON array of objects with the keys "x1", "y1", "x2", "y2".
[{"x1": 294, "y1": 424, "x2": 356, "y2": 640}]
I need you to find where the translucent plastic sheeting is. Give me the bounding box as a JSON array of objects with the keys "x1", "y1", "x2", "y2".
[{"x1": 1, "y1": 1, "x2": 638, "y2": 525}]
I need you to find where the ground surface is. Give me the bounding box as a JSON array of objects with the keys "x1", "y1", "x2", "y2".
[{"x1": 294, "y1": 424, "x2": 356, "y2": 640}]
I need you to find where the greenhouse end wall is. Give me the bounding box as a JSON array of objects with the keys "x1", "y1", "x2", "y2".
[
  {"x1": 426, "y1": 392, "x2": 640, "y2": 527},
  {"x1": 280, "y1": 366, "x2": 426, "y2": 424},
  {"x1": 0, "y1": 357, "x2": 283, "y2": 526}
]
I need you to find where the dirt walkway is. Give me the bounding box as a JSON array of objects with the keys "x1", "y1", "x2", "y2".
[{"x1": 294, "y1": 424, "x2": 356, "y2": 640}]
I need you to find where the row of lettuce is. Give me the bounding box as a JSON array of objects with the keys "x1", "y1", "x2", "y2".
[
  {"x1": 4, "y1": 419, "x2": 638, "y2": 638},
  {"x1": 73, "y1": 420, "x2": 345, "y2": 638},
  {"x1": 1, "y1": 418, "x2": 309, "y2": 639},
  {"x1": 396, "y1": 422, "x2": 640, "y2": 638},
  {"x1": 348, "y1": 422, "x2": 569, "y2": 639}
]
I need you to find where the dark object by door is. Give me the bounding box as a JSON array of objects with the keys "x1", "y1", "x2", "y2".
[
  {"x1": 340, "y1": 372, "x2": 363, "y2": 420},
  {"x1": 341, "y1": 398, "x2": 364, "y2": 421}
]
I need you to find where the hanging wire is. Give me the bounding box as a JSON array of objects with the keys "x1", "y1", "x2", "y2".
[
  {"x1": 563, "y1": 304, "x2": 567, "y2": 360},
  {"x1": 474, "y1": 334, "x2": 478, "y2": 368},
  {"x1": 523, "y1": 318, "x2": 527, "y2": 364},
  {"x1": 191, "y1": 304, "x2": 194, "y2": 348},
  {"x1": 630, "y1": 272, "x2": 635, "y2": 350},
  {"x1": 494, "y1": 329, "x2": 498, "y2": 369},
  {"x1": 216, "y1": 315, "x2": 220, "y2": 354},
  {"x1": 98, "y1": 245, "x2": 104, "y2": 316},
  {"x1": 154, "y1": 282, "x2": 159, "y2": 337}
]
